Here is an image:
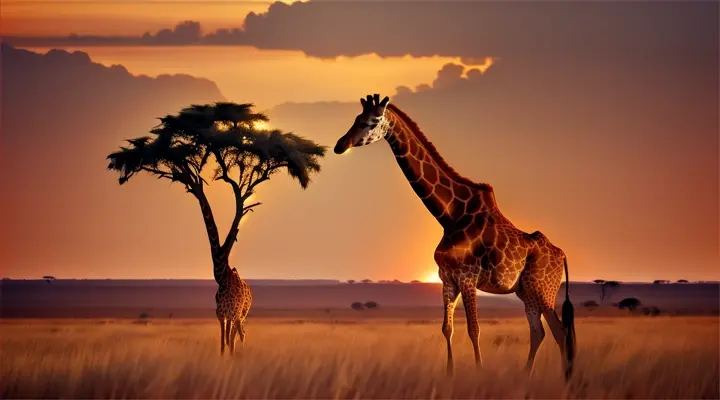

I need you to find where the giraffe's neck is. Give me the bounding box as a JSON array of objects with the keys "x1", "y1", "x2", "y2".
[
  {"x1": 383, "y1": 105, "x2": 496, "y2": 229},
  {"x1": 196, "y1": 194, "x2": 230, "y2": 286}
]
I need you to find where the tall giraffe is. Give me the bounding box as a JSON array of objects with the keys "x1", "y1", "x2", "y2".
[
  {"x1": 196, "y1": 192, "x2": 252, "y2": 356},
  {"x1": 333, "y1": 94, "x2": 576, "y2": 379}
]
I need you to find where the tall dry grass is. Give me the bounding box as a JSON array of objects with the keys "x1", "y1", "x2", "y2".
[{"x1": 1, "y1": 316, "x2": 718, "y2": 399}]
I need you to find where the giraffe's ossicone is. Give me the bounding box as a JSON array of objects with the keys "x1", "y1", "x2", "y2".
[{"x1": 334, "y1": 94, "x2": 577, "y2": 380}]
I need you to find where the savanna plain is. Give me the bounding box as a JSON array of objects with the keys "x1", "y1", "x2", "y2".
[{"x1": 2, "y1": 313, "x2": 718, "y2": 399}]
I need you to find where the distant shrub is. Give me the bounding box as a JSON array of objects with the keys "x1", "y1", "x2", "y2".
[
  {"x1": 351, "y1": 302, "x2": 364, "y2": 311},
  {"x1": 676, "y1": 279, "x2": 689, "y2": 283},
  {"x1": 410, "y1": 280, "x2": 421, "y2": 284},
  {"x1": 364, "y1": 301, "x2": 378, "y2": 309},
  {"x1": 617, "y1": 297, "x2": 641, "y2": 311},
  {"x1": 346, "y1": 280, "x2": 356, "y2": 284},
  {"x1": 361, "y1": 279, "x2": 373, "y2": 284},
  {"x1": 582, "y1": 300, "x2": 600, "y2": 310},
  {"x1": 138, "y1": 311, "x2": 151, "y2": 320},
  {"x1": 653, "y1": 280, "x2": 670, "y2": 285},
  {"x1": 642, "y1": 306, "x2": 661, "y2": 316}
]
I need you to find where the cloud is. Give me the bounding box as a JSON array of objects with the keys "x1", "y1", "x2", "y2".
[{"x1": 3, "y1": 1, "x2": 716, "y2": 66}]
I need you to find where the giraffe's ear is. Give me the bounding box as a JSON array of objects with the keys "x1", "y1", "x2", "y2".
[{"x1": 380, "y1": 96, "x2": 390, "y2": 106}]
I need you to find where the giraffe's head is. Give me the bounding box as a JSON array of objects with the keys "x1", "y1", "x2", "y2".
[{"x1": 334, "y1": 94, "x2": 391, "y2": 155}]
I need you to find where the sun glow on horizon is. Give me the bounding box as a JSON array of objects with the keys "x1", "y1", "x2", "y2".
[{"x1": 423, "y1": 269, "x2": 442, "y2": 283}]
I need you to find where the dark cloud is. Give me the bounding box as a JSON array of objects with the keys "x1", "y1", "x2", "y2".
[
  {"x1": 3, "y1": 1, "x2": 716, "y2": 67},
  {"x1": 141, "y1": 20, "x2": 203, "y2": 45}
]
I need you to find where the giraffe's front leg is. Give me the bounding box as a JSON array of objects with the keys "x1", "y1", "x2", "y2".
[
  {"x1": 460, "y1": 278, "x2": 483, "y2": 369},
  {"x1": 442, "y1": 282, "x2": 460, "y2": 376}
]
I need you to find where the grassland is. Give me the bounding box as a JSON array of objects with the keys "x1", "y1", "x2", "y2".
[{"x1": 1, "y1": 315, "x2": 718, "y2": 399}]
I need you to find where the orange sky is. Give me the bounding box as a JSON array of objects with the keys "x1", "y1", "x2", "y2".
[
  {"x1": 1, "y1": 0, "x2": 278, "y2": 36},
  {"x1": 0, "y1": 1, "x2": 717, "y2": 282}
]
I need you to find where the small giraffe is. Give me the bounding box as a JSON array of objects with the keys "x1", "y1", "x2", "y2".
[
  {"x1": 333, "y1": 94, "x2": 576, "y2": 379},
  {"x1": 197, "y1": 193, "x2": 252, "y2": 356}
]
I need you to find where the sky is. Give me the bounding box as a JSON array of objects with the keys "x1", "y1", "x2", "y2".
[{"x1": 0, "y1": 0, "x2": 718, "y2": 283}]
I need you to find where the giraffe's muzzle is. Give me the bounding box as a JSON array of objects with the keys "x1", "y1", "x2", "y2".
[{"x1": 334, "y1": 134, "x2": 353, "y2": 155}]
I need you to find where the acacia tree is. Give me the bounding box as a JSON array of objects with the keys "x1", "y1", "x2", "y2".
[{"x1": 107, "y1": 102, "x2": 326, "y2": 283}]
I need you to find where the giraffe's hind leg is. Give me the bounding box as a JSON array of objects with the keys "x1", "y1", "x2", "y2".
[
  {"x1": 219, "y1": 319, "x2": 226, "y2": 356},
  {"x1": 519, "y1": 251, "x2": 567, "y2": 377},
  {"x1": 237, "y1": 320, "x2": 246, "y2": 346},
  {"x1": 522, "y1": 301, "x2": 546, "y2": 374},
  {"x1": 543, "y1": 309, "x2": 569, "y2": 374},
  {"x1": 460, "y1": 278, "x2": 483, "y2": 369},
  {"x1": 230, "y1": 319, "x2": 245, "y2": 356}
]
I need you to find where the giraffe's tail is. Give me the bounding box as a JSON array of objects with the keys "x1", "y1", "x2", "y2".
[{"x1": 562, "y1": 256, "x2": 576, "y2": 380}]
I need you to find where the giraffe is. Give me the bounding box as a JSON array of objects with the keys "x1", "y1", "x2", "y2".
[
  {"x1": 333, "y1": 94, "x2": 577, "y2": 380},
  {"x1": 196, "y1": 192, "x2": 252, "y2": 356}
]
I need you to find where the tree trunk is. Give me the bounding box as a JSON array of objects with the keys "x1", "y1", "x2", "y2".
[{"x1": 193, "y1": 188, "x2": 229, "y2": 285}]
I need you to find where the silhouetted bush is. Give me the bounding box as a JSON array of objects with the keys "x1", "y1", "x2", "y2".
[
  {"x1": 364, "y1": 301, "x2": 378, "y2": 309},
  {"x1": 351, "y1": 302, "x2": 364, "y2": 311},
  {"x1": 641, "y1": 306, "x2": 661, "y2": 316},
  {"x1": 676, "y1": 279, "x2": 689, "y2": 283},
  {"x1": 361, "y1": 279, "x2": 373, "y2": 284},
  {"x1": 653, "y1": 280, "x2": 670, "y2": 285},
  {"x1": 617, "y1": 297, "x2": 641, "y2": 311},
  {"x1": 138, "y1": 311, "x2": 151, "y2": 320},
  {"x1": 582, "y1": 300, "x2": 599, "y2": 310}
]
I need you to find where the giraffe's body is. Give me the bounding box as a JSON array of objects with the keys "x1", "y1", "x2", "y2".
[
  {"x1": 197, "y1": 191, "x2": 252, "y2": 356},
  {"x1": 334, "y1": 94, "x2": 576, "y2": 379},
  {"x1": 216, "y1": 268, "x2": 252, "y2": 355}
]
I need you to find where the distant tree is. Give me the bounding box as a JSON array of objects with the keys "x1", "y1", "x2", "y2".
[
  {"x1": 410, "y1": 280, "x2": 421, "y2": 284},
  {"x1": 676, "y1": 279, "x2": 689, "y2": 283},
  {"x1": 617, "y1": 297, "x2": 641, "y2": 311},
  {"x1": 107, "y1": 103, "x2": 326, "y2": 286},
  {"x1": 351, "y1": 302, "x2": 364, "y2": 311},
  {"x1": 42, "y1": 275, "x2": 56, "y2": 284},
  {"x1": 361, "y1": 279, "x2": 373, "y2": 284},
  {"x1": 582, "y1": 300, "x2": 600, "y2": 310},
  {"x1": 594, "y1": 279, "x2": 620, "y2": 304},
  {"x1": 392, "y1": 279, "x2": 402, "y2": 284},
  {"x1": 601, "y1": 281, "x2": 620, "y2": 303},
  {"x1": 653, "y1": 280, "x2": 670, "y2": 285},
  {"x1": 138, "y1": 311, "x2": 151, "y2": 320},
  {"x1": 346, "y1": 280, "x2": 356, "y2": 284},
  {"x1": 364, "y1": 301, "x2": 379, "y2": 309}
]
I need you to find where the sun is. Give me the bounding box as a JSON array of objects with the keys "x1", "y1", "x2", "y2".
[
  {"x1": 253, "y1": 120, "x2": 271, "y2": 130},
  {"x1": 423, "y1": 269, "x2": 442, "y2": 283}
]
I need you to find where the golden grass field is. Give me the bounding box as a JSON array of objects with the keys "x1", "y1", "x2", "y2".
[{"x1": 1, "y1": 315, "x2": 718, "y2": 399}]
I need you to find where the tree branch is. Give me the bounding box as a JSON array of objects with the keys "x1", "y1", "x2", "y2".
[{"x1": 212, "y1": 149, "x2": 246, "y2": 256}]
